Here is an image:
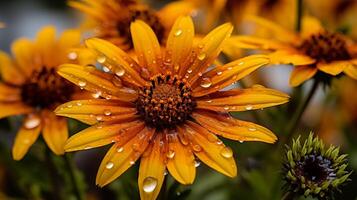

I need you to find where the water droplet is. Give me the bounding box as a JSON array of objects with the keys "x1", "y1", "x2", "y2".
[
  {"x1": 166, "y1": 150, "x2": 175, "y2": 159},
  {"x1": 129, "y1": 160, "x2": 135, "y2": 165},
  {"x1": 143, "y1": 177, "x2": 158, "y2": 193},
  {"x1": 68, "y1": 52, "x2": 77, "y2": 60},
  {"x1": 216, "y1": 140, "x2": 223, "y2": 145},
  {"x1": 248, "y1": 127, "x2": 257, "y2": 131},
  {"x1": 200, "y1": 77, "x2": 212, "y2": 88},
  {"x1": 193, "y1": 144, "x2": 202, "y2": 152},
  {"x1": 220, "y1": 147, "x2": 233, "y2": 158},
  {"x1": 216, "y1": 71, "x2": 222, "y2": 75},
  {"x1": 223, "y1": 106, "x2": 229, "y2": 110},
  {"x1": 78, "y1": 80, "x2": 86, "y2": 87},
  {"x1": 84, "y1": 146, "x2": 92, "y2": 150},
  {"x1": 115, "y1": 67, "x2": 125, "y2": 77},
  {"x1": 194, "y1": 160, "x2": 201, "y2": 167},
  {"x1": 103, "y1": 66, "x2": 110, "y2": 72},
  {"x1": 76, "y1": 102, "x2": 82, "y2": 106},
  {"x1": 106, "y1": 162, "x2": 114, "y2": 169},
  {"x1": 239, "y1": 140, "x2": 244, "y2": 143},
  {"x1": 117, "y1": 147, "x2": 124, "y2": 153},
  {"x1": 92, "y1": 91, "x2": 102, "y2": 99},
  {"x1": 24, "y1": 115, "x2": 41, "y2": 129},
  {"x1": 187, "y1": 68, "x2": 193, "y2": 73},
  {"x1": 238, "y1": 62, "x2": 244, "y2": 66},
  {"x1": 96, "y1": 115, "x2": 103, "y2": 121},
  {"x1": 97, "y1": 55, "x2": 106, "y2": 64},
  {"x1": 104, "y1": 109, "x2": 111, "y2": 116},
  {"x1": 174, "y1": 29, "x2": 183, "y2": 36},
  {"x1": 197, "y1": 52, "x2": 206, "y2": 60},
  {"x1": 198, "y1": 72, "x2": 203, "y2": 76},
  {"x1": 245, "y1": 105, "x2": 253, "y2": 110}
]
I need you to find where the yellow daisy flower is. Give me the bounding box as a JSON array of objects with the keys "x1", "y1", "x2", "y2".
[
  {"x1": 228, "y1": 16, "x2": 357, "y2": 86},
  {"x1": 70, "y1": 0, "x2": 195, "y2": 50},
  {"x1": 0, "y1": 26, "x2": 92, "y2": 160},
  {"x1": 55, "y1": 16, "x2": 289, "y2": 200}
]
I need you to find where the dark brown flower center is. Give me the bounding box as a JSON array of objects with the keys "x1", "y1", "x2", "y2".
[
  {"x1": 21, "y1": 67, "x2": 75, "y2": 109},
  {"x1": 299, "y1": 32, "x2": 351, "y2": 62},
  {"x1": 117, "y1": 7, "x2": 165, "y2": 49},
  {"x1": 296, "y1": 154, "x2": 336, "y2": 184},
  {"x1": 135, "y1": 75, "x2": 196, "y2": 129}
]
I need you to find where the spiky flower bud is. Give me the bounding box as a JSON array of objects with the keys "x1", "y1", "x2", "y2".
[{"x1": 283, "y1": 132, "x2": 351, "y2": 200}]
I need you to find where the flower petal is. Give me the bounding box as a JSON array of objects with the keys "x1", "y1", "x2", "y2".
[
  {"x1": 289, "y1": 65, "x2": 318, "y2": 87},
  {"x1": 57, "y1": 64, "x2": 138, "y2": 101},
  {"x1": 42, "y1": 111, "x2": 68, "y2": 155},
  {"x1": 59, "y1": 29, "x2": 81, "y2": 49},
  {"x1": 192, "y1": 55, "x2": 270, "y2": 97},
  {"x1": 36, "y1": 26, "x2": 57, "y2": 67},
  {"x1": 96, "y1": 126, "x2": 155, "y2": 187},
  {"x1": 85, "y1": 38, "x2": 147, "y2": 87},
  {"x1": 180, "y1": 121, "x2": 237, "y2": 177},
  {"x1": 167, "y1": 132, "x2": 195, "y2": 185},
  {"x1": 55, "y1": 99, "x2": 137, "y2": 125},
  {"x1": 226, "y1": 36, "x2": 289, "y2": 50},
  {"x1": 269, "y1": 50, "x2": 316, "y2": 65},
  {"x1": 131, "y1": 20, "x2": 162, "y2": 75},
  {"x1": 301, "y1": 16, "x2": 324, "y2": 39},
  {"x1": 0, "y1": 51, "x2": 25, "y2": 85},
  {"x1": 157, "y1": 1, "x2": 195, "y2": 28},
  {"x1": 196, "y1": 86, "x2": 289, "y2": 112},
  {"x1": 0, "y1": 102, "x2": 33, "y2": 119},
  {"x1": 344, "y1": 64, "x2": 357, "y2": 79},
  {"x1": 12, "y1": 116, "x2": 42, "y2": 160},
  {"x1": 192, "y1": 110, "x2": 277, "y2": 143},
  {"x1": 182, "y1": 23, "x2": 233, "y2": 83},
  {"x1": 317, "y1": 61, "x2": 350, "y2": 76},
  {"x1": 0, "y1": 83, "x2": 21, "y2": 102},
  {"x1": 11, "y1": 38, "x2": 38, "y2": 77},
  {"x1": 65, "y1": 120, "x2": 144, "y2": 152},
  {"x1": 166, "y1": 16, "x2": 194, "y2": 73},
  {"x1": 138, "y1": 134, "x2": 166, "y2": 200}
]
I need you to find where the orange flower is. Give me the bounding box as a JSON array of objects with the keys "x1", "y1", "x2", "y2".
[
  {"x1": 56, "y1": 16, "x2": 289, "y2": 200},
  {"x1": 70, "y1": 0, "x2": 195, "y2": 50},
  {"x1": 0, "y1": 26, "x2": 92, "y2": 160},
  {"x1": 227, "y1": 16, "x2": 357, "y2": 87}
]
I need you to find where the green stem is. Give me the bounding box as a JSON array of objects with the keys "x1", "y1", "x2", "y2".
[
  {"x1": 281, "y1": 191, "x2": 296, "y2": 200},
  {"x1": 45, "y1": 149, "x2": 63, "y2": 200},
  {"x1": 295, "y1": 0, "x2": 303, "y2": 32},
  {"x1": 285, "y1": 80, "x2": 319, "y2": 143},
  {"x1": 64, "y1": 154, "x2": 83, "y2": 200}
]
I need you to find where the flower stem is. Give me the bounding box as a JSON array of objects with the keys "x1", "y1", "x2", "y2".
[
  {"x1": 64, "y1": 154, "x2": 84, "y2": 200},
  {"x1": 45, "y1": 149, "x2": 64, "y2": 200},
  {"x1": 281, "y1": 191, "x2": 296, "y2": 200},
  {"x1": 285, "y1": 80, "x2": 319, "y2": 142},
  {"x1": 295, "y1": 0, "x2": 303, "y2": 32}
]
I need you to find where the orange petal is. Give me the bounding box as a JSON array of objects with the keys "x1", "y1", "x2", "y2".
[
  {"x1": 289, "y1": 65, "x2": 318, "y2": 87},
  {"x1": 0, "y1": 51, "x2": 25, "y2": 85},
  {"x1": 0, "y1": 83, "x2": 21, "y2": 102},
  {"x1": 301, "y1": 16, "x2": 324, "y2": 39},
  {"x1": 182, "y1": 23, "x2": 233, "y2": 83},
  {"x1": 246, "y1": 15, "x2": 298, "y2": 43},
  {"x1": 157, "y1": 1, "x2": 196, "y2": 29},
  {"x1": 57, "y1": 64, "x2": 138, "y2": 101},
  {"x1": 138, "y1": 134, "x2": 166, "y2": 200},
  {"x1": 192, "y1": 111, "x2": 277, "y2": 143},
  {"x1": 42, "y1": 111, "x2": 68, "y2": 155},
  {"x1": 166, "y1": 16, "x2": 194, "y2": 73},
  {"x1": 12, "y1": 115, "x2": 42, "y2": 160},
  {"x1": 344, "y1": 64, "x2": 357, "y2": 79},
  {"x1": 85, "y1": 38, "x2": 147, "y2": 87},
  {"x1": 0, "y1": 102, "x2": 33, "y2": 119},
  {"x1": 11, "y1": 38, "x2": 37, "y2": 76},
  {"x1": 96, "y1": 127, "x2": 155, "y2": 187},
  {"x1": 196, "y1": 86, "x2": 289, "y2": 112},
  {"x1": 167, "y1": 132, "x2": 195, "y2": 184},
  {"x1": 226, "y1": 36, "x2": 289, "y2": 50},
  {"x1": 317, "y1": 61, "x2": 350, "y2": 76},
  {"x1": 36, "y1": 26, "x2": 57, "y2": 67},
  {"x1": 59, "y1": 29, "x2": 81, "y2": 49},
  {"x1": 68, "y1": 0, "x2": 106, "y2": 21},
  {"x1": 65, "y1": 120, "x2": 145, "y2": 152},
  {"x1": 269, "y1": 51, "x2": 316, "y2": 65},
  {"x1": 131, "y1": 20, "x2": 162, "y2": 76},
  {"x1": 55, "y1": 99, "x2": 137, "y2": 125},
  {"x1": 192, "y1": 55, "x2": 270, "y2": 97},
  {"x1": 180, "y1": 121, "x2": 237, "y2": 177}
]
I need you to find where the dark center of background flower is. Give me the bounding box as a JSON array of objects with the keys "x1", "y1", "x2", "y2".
[
  {"x1": 136, "y1": 75, "x2": 196, "y2": 129},
  {"x1": 299, "y1": 32, "x2": 351, "y2": 63},
  {"x1": 116, "y1": 8, "x2": 165, "y2": 49},
  {"x1": 296, "y1": 154, "x2": 335, "y2": 184},
  {"x1": 21, "y1": 67, "x2": 75, "y2": 109}
]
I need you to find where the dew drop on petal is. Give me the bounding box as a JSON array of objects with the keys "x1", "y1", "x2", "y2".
[
  {"x1": 117, "y1": 146, "x2": 124, "y2": 153},
  {"x1": 200, "y1": 77, "x2": 212, "y2": 88},
  {"x1": 103, "y1": 66, "x2": 110, "y2": 72},
  {"x1": 129, "y1": 160, "x2": 135, "y2": 165},
  {"x1": 220, "y1": 146, "x2": 233, "y2": 158},
  {"x1": 143, "y1": 177, "x2": 158, "y2": 193},
  {"x1": 166, "y1": 150, "x2": 175, "y2": 159},
  {"x1": 105, "y1": 162, "x2": 114, "y2": 169},
  {"x1": 238, "y1": 62, "x2": 244, "y2": 66},
  {"x1": 97, "y1": 55, "x2": 106, "y2": 64},
  {"x1": 115, "y1": 67, "x2": 125, "y2": 77},
  {"x1": 78, "y1": 80, "x2": 86, "y2": 87},
  {"x1": 24, "y1": 115, "x2": 41, "y2": 129},
  {"x1": 68, "y1": 52, "x2": 77, "y2": 60},
  {"x1": 104, "y1": 109, "x2": 111, "y2": 116},
  {"x1": 216, "y1": 71, "x2": 222, "y2": 75},
  {"x1": 197, "y1": 52, "x2": 206, "y2": 60},
  {"x1": 194, "y1": 160, "x2": 201, "y2": 167},
  {"x1": 245, "y1": 105, "x2": 253, "y2": 110},
  {"x1": 187, "y1": 68, "x2": 193, "y2": 74},
  {"x1": 193, "y1": 144, "x2": 202, "y2": 152},
  {"x1": 248, "y1": 127, "x2": 257, "y2": 131},
  {"x1": 223, "y1": 106, "x2": 229, "y2": 110},
  {"x1": 174, "y1": 29, "x2": 183, "y2": 36}
]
